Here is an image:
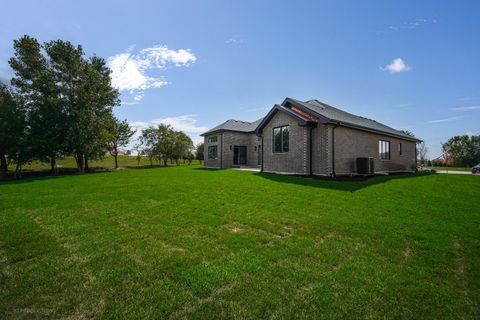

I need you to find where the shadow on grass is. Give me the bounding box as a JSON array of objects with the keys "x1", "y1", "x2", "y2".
[{"x1": 254, "y1": 171, "x2": 435, "y2": 192}]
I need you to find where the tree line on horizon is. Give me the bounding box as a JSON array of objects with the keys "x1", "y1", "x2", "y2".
[{"x1": 0, "y1": 36, "x2": 198, "y2": 179}]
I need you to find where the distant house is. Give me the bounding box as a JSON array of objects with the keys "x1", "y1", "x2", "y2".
[{"x1": 201, "y1": 97, "x2": 420, "y2": 176}]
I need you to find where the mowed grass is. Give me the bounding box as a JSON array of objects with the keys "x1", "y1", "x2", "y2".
[{"x1": 0, "y1": 166, "x2": 479, "y2": 319}]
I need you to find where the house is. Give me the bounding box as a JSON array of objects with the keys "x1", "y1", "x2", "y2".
[{"x1": 201, "y1": 97, "x2": 420, "y2": 176}]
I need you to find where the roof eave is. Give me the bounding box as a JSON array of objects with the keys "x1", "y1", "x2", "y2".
[
  {"x1": 255, "y1": 104, "x2": 313, "y2": 134},
  {"x1": 329, "y1": 121, "x2": 421, "y2": 142}
]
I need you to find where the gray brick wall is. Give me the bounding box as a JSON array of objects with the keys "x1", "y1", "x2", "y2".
[
  {"x1": 311, "y1": 124, "x2": 329, "y2": 175},
  {"x1": 331, "y1": 126, "x2": 416, "y2": 174},
  {"x1": 206, "y1": 115, "x2": 416, "y2": 175},
  {"x1": 204, "y1": 131, "x2": 260, "y2": 168},
  {"x1": 262, "y1": 111, "x2": 310, "y2": 174},
  {"x1": 204, "y1": 134, "x2": 221, "y2": 168}
]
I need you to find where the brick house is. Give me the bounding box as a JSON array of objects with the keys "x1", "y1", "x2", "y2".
[{"x1": 201, "y1": 97, "x2": 420, "y2": 176}]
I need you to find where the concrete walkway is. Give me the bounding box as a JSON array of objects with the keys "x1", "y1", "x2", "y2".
[
  {"x1": 231, "y1": 167, "x2": 261, "y2": 172},
  {"x1": 436, "y1": 170, "x2": 474, "y2": 175}
]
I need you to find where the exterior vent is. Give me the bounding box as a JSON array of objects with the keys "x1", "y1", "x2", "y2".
[{"x1": 356, "y1": 157, "x2": 374, "y2": 175}]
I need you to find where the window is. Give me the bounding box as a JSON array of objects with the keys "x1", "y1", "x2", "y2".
[
  {"x1": 208, "y1": 136, "x2": 217, "y2": 143},
  {"x1": 273, "y1": 125, "x2": 289, "y2": 153},
  {"x1": 208, "y1": 146, "x2": 218, "y2": 159},
  {"x1": 379, "y1": 140, "x2": 391, "y2": 160},
  {"x1": 398, "y1": 143, "x2": 402, "y2": 155}
]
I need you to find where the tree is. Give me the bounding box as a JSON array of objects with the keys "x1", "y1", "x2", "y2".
[
  {"x1": 196, "y1": 143, "x2": 204, "y2": 163},
  {"x1": 417, "y1": 141, "x2": 428, "y2": 165},
  {"x1": 139, "y1": 125, "x2": 194, "y2": 166},
  {"x1": 9, "y1": 35, "x2": 65, "y2": 174},
  {"x1": 9, "y1": 36, "x2": 120, "y2": 174},
  {"x1": 0, "y1": 83, "x2": 26, "y2": 179},
  {"x1": 184, "y1": 151, "x2": 195, "y2": 165},
  {"x1": 171, "y1": 130, "x2": 193, "y2": 165},
  {"x1": 109, "y1": 119, "x2": 135, "y2": 169},
  {"x1": 442, "y1": 135, "x2": 480, "y2": 167},
  {"x1": 139, "y1": 127, "x2": 159, "y2": 166},
  {"x1": 400, "y1": 130, "x2": 415, "y2": 137}
]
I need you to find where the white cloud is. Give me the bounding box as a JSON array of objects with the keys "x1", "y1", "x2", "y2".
[
  {"x1": 225, "y1": 35, "x2": 244, "y2": 45},
  {"x1": 427, "y1": 116, "x2": 462, "y2": 124},
  {"x1": 129, "y1": 115, "x2": 208, "y2": 146},
  {"x1": 387, "y1": 18, "x2": 437, "y2": 32},
  {"x1": 108, "y1": 45, "x2": 196, "y2": 104},
  {"x1": 466, "y1": 131, "x2": 476, "y2": 137},
  {"x1": 451, "y1": 106, "x2": 480, "y2": 111},
  {"x1": 382, "y1": 58, "x2": 412, "y2": 73}
]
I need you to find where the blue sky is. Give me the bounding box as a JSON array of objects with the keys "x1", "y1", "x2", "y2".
[{"x1": 1, "y1": 0, "x2": 479, "y2": 157}]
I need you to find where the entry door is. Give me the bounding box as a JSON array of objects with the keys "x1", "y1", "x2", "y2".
[{"x1": 233, "y1": 146, "x2": 247, "y2": 165}]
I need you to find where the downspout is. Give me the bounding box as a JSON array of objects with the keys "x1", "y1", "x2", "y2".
[
  {"x1": 415, "y1": 142, "x2": 418, "y2": 172},
  {"x1": 331, "y1": 123, "x2": 340, "y2": 177},
  {"x1": 220, "y1": 133, "x2": 223, "y2": 169},
  {"x1": 309, "y1": 126, "x2": 313, "y2": 176},
  {"x1": 261, "y1": 135, "x2": 264, "y2": 172}
]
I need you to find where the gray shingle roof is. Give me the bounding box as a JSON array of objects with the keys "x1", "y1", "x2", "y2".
[
  {"x1": 287, "y1": 98, "x2": 418, "y2": 141},
  {"x1": 201, "y1": 118, "x2": 264, "y2": 136}
]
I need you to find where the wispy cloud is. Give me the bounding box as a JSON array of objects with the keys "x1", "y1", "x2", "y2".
[
  {"x1": 225, "y1": 35, "x2": 244, "y2": 45},
  {"x1": 451, "y1": 106, "x2": 480, "y2": 111},
  {"x1": 129, "y1": 114, "x2": 208, "y2": 145},
  {"x1": 108, "y1": 45, "x2": 196, "y2": 105},
  {"x1": 458, "y1": 97, "x2": 475, "y2": 101},
  {"x1": 387, "y1": 18, "x2": 438, "y2": 32},
  {"x1": 427, "y1": 116, "x2": 462, "y2": 124},
  {"x1": 381, "y1": 58, "x2": 412, "y2": 73}
]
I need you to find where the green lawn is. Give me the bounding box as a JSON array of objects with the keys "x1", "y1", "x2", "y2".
[{"x1": 1, "y1": 166, "x2": 479, "y2": 319}]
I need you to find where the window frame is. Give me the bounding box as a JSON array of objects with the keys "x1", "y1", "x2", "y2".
[
  {"x1": 379, "y1": 140, "x2": 391, "y2": 160},
  {"x1": 272, "y1": 125, "x2": 289, "y2": 153},
  {"x1": 398, "y1": 143, "x2": 402, "y2": 156},
  {"x1": 207, "y1": 136, "x2": 218, "y2": 143},
  {"x1": 208, "y1": 145, "x2": 218, "y2": 159}
]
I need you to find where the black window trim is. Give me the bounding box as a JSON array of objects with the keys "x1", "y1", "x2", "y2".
[
  {"x1": 208, "y1": 145, "x2": 218, "y2": 159},
  {"x1": 273, "y1": 125, "x2": 289, "y2": 153}
]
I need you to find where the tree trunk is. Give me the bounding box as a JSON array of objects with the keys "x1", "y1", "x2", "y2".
[
  {"x1": 76, "y1": 154, "x2": 85, "y2": 174},
  {"x1": 0, "y1": 154, "x2": 8, "y2": 179},
  {"x1": 14, "y1": 159, "x2": 21, "y2": 179},
  {"x1": 163, "y1": 158, "x2": 168, "y2": 166},
  {"x1": 84, "y1": 155, "x2": 89, "y2": 171},
  {"x1": 114, "y1": 154, "x2": 119, "y2": 169},
  {"x1": 50, "y1": 156, "x2": 57, "y2": 175}
]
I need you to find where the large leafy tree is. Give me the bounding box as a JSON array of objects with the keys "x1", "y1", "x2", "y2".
[
  {"x1": 442, "y1": 135, "x2": 480, "y2": 167},
  {"x1": 109, "y1": 119, "x2": 135, "y2": 169},
  {"x1": 0, "y1": 83, "x2": 26, "y2": 178},
  {"x1": 195, "y1": 143, "x2": 204, "y2": 162},
  {"x1": 171, "y1": 130, "x2": 193, "y2": 165},
  {"x1": 139, "y1": 124, "x2": 193, "y2": 166},
  {"x1": 9, "y1": 35, "x2": 66, "y2": 174},
  {"x1": 43, "y1": 40, "x2": 120, "y2": 173},
  {"x1": 8, "y1": 36, "x2": 120, "y2": 174},
  {"x1": 139, "y1": 127, "x2": 160, "y2": 166}
]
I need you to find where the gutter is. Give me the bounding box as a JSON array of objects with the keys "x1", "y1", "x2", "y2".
[{"x1": 309, "y1": 126, "x2": 313, "y2": 175}]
